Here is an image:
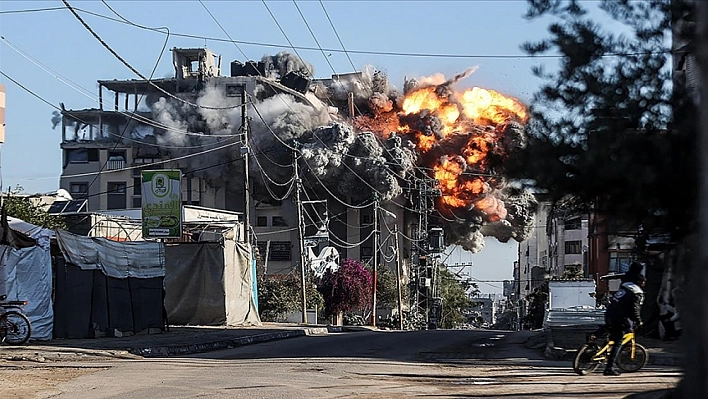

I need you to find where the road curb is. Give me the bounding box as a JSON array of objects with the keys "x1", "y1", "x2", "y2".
[{"x1": 130, "y1": 329, "x2": 313, "y2": 357}]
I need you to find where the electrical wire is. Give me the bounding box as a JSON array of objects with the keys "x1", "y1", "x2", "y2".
[
  {"x1": 293, "y1": 0, "x2": 336, "y2": 75},
  {"x1": 70, "y1": 9, "x2": 170, "y2": 200},
  {"x1": 61, "y1": 0, "x2": 243, "y2": 111},
  {"x1": 12, "y1": 5, "x2": 670, "y2": 60},
  {"x1": 261, "y1": 0, "x2": 308, "y2": 71},
  {"x1": 199, "y1": 1, "x2": 414, "y2": 216},
  {"x1": 0, "y1": 37, "x2": 244, "y2": 150},
  {"x1": 328, "y1": 228, "x2": 376, "y2": 249}
]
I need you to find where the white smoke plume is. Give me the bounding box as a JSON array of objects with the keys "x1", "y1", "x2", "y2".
[{"x1": 261, "y1": 51, "x2": 314, "y2": 78}]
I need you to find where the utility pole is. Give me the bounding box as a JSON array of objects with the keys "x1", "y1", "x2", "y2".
[
  {"x1": 371, "y1": 196, "x2": 379, "y2": 327},
  {"x1": 403, "y1": 176, "x2": 441, "y2": 329},
  {"x1": 394, "y1": 225, "x2": 404, "y2": 330},
  {"x1": 294, "y1": 150, "x2": 308, "y2": 324},
  {"x1": 241, "y1": 88, "x2": 250, "y2": 245}
]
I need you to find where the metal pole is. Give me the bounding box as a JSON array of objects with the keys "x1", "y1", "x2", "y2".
[
  {"x1": 394, "y1": 225, "x2": 404, "y2": 330},
  {"x1": 241, "y1": 89, "x2": 250, "y2": 246},
  {"x1": 371, "y1": 197, "x2": 379, "y2": 326},
  {"x1": 294, "y1": 152, "x2": 308, "y2": 323}
]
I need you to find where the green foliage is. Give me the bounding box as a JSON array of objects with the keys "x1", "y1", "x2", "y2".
[
  {"x1": 368, "y1": 262, "x2": 400, "y2": 309},
  {"x1": 510, "y1": 0, "x2": 697, "y2": 238},
  {"x1": 437, "y1": 267, "x2": 473, "y2": 329},
  {"x1": 256, "y1": 273, "x2": 322, "y2": 322},
  {"x1": 3, "y1": 187, "x2": 66, "y2": 230},
  {"x1": 317, "y1": 259, "x2": 372, "y2": 317}
]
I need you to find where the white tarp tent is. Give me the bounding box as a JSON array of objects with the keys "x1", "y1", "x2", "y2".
[
  {"x1": 0, "y1": 216, "x2": 54, "y2": 340},
  {"x1": 55, "y1": 229, "x2": 165, "y2": 278}
]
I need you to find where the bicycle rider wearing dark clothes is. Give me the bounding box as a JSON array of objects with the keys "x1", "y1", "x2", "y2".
[
  {"x1": 603, "y1": 273, "x2": 645, "y2": 376},
  {"x1": 621, "y1": 261, "x2": 643, "y2": 284}
]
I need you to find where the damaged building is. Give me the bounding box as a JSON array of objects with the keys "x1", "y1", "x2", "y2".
[
  {"x1": 58, "y1": 47, "x2": 536, "y2": 321},
  {"x1": 57, "y1": 47, "x2": 407, "y2": 277}
]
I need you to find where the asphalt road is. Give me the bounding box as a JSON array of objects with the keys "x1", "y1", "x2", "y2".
[{"x1": 44, "y1": 329, "x2": 681, "y2": 398}]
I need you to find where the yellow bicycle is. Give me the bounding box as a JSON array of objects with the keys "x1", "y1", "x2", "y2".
[{"x1": 573, "y1": 330, "x2": 648, "y2": 375}]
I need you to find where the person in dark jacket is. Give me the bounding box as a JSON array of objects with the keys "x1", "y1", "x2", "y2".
[
  {"x1": 603, "y1": 273, "x2": 645, "y2": 376},
  {"x1": 621, "y1": 261, "x2": 644, "y2": 283}
]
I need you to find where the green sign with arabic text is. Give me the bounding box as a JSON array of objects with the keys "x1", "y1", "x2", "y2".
[{"x1": 141, "y1": 170, "x2": 181, "y2": 239}]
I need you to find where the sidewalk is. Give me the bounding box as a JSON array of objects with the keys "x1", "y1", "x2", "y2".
[{"x1": 0, "y1": 323, "x2": 366, "y2": 362}]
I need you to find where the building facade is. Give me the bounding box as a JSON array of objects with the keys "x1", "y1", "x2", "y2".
[{"x1": 58, "y1": 47, "x2": 410, "y2": 282}]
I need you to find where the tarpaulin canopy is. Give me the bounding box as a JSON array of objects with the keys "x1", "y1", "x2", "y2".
[
  {"x1": 55, "y1": 229, "x2": 165, "y2": 278},
  {"x1": 0, "y1": 212, "x2": 54, "y2": 340},
  {"x1": 164, "y1": 240, "x2": 260, "y2": 326},
  {"x1": 0, "y1": 207, "x2": 35, "y2": 249},
  {"x1": 53, "y1": 230, "x2": 166, "y2": 339}
]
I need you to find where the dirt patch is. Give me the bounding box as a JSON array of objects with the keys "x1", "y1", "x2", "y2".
[{"x1": 0, "y1": 362, "x2": 107, "y2": 399}]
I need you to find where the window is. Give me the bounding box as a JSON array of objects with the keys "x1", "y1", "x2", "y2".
[
  {"x1": 225, "y1": 84, "x2": 244, "y2": 98},
  {"x1": 107, "y1": 182, "x2": 126, "y2": 210},
  {"x1": 267, "y1": 241, "x2": 292, "y2": 261},
  {"x1": 133, "y1": 178, "x2": 142, "y2": 196},
  {"x1": 64, "y1": 148, "x2": 99, "y2": 166},
  {"x1": 272, "y1": 216, "x2": 288, "y2": 227},
  {"x1": 69, "y1": 182, "x2": 89, "y2": 199},
  {"x1": 565, "y1": 240, "x2": 582, "y2": 254},
  {"x1": 609, "y1": 252, "x2": 633, "y2": 273},
  {"x1": 256, "y1": 216, "x2": 268, "y2": 227},
  {"x1": 565, "y1": 218, "x2": 581, "y2": 230},
  {"x1": 107, "y1": 150, "x2": 126, "y2": 170},
  {"x1": 132, "y1": 197, "x2": 142, "y2": 209},
  {"x1": 256, "y1": 241, "x2": 292, "y2": 261}
]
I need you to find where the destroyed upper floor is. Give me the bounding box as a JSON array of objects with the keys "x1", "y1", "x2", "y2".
[{"x1": 59, "y1": 47, "x2": 338, "y2": 144}]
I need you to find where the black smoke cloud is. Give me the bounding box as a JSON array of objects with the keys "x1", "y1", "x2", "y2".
[{"x1": 144, "y1": 52, "x2": 534, "y2": 253}]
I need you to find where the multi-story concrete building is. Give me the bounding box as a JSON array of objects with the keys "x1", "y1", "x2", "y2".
[
  {"x1": 547, "y1": 209, "x2": 589, "y2": 278},
  {"x1": 518, "y1": 197, "x2": 550, "y2": 299},
  {"x1": 57, "y1": 47, "x2": 410, "y2": 281}
]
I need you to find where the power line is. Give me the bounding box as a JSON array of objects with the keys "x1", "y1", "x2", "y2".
[
  {"x1": 61, "y1": 0, "x2": 243, "y2": 111},
  {"x1": 261, "y1": 0, "x2": 309, "y2": 71},
  {"x1": 71, "y1": 6, "x2": 170, "y2": 201},
  {"x1": 14, "y1": 4, "x2": 671, "y2": 60},
  {"x1": 293, "y1": 0, "x2": 336, "y2": 76},
  {"x1": 0, "y1": 6, "x2": 66, "y2": 14},
  {"x1": 0, "y1": 54, "x2": 241, "y2": 155}
]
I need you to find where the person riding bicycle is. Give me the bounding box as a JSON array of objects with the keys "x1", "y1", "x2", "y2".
[{"x1": 603, "y1": 272, "x2": 646, "y2": 376}]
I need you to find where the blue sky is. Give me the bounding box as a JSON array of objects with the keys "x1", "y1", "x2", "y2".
[{"x1": 1, "y1": 0, "x2": 563, "y2": 292}]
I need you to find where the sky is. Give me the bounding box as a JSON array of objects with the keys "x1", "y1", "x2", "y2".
[{"x1": 0, "y1": 0, "x2": 565, "y2": 293}]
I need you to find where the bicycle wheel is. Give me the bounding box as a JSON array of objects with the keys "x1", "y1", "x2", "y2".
[
  {"x1": 573, "y1": 343, "x2": 602, "y2": 375},
  {"x1": 617, "y1": 343, "x2": 648, "y2": 372},
  {"x1": 0, "y1": 311, "x2": 31, "y2": 345}
]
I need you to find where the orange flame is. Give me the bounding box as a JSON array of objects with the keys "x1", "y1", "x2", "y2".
[
  {"x1": 434, "y1": 157, "x2": 490, "y2": 209},
  {"x1": 355, "y1": 74, "x2": 527, "y2": 222},
  {"x1": 400, "y1": 85, "x2": 526, "y2": 153},
  {"x1": 459, "y1": 87, "x2": 528, "y2": 125},
  {"x1": 474, "y1": 196, "x2": 507, "y2": 221}
]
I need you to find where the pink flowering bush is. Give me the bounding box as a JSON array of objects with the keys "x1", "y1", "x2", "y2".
[{"x1": 317, "y1": 259, "x2": 372, "y2": 317}]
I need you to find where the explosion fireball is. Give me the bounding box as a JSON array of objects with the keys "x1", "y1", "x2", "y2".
[{"x1": 148, "y1": 53, "x2": 537, "y2": 253}]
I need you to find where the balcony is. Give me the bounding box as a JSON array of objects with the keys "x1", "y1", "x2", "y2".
[{"x1": 107, "y1": 156, "x2": 125, "y2": 170}]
